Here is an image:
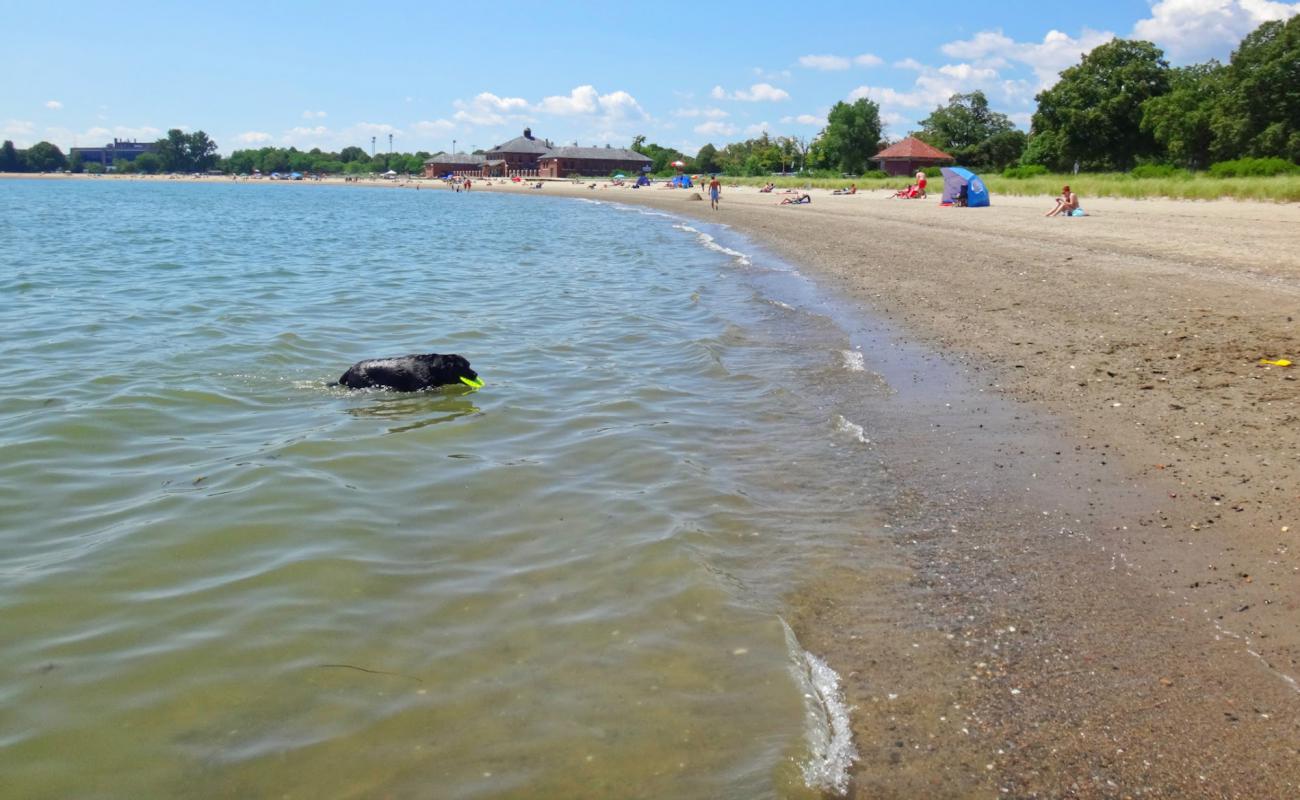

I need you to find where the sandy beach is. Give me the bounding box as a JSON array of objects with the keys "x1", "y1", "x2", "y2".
[
  {"x1": 512, "y1": 178, "x2": 1300, "y2": 797},
  {"x1": 10, "y1": 172, "x2": 1300, "y2": 796}
]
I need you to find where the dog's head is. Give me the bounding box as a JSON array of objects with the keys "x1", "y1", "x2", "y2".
[{"x1": 422, "y1": 353, "x2": 481, "y2": 388}]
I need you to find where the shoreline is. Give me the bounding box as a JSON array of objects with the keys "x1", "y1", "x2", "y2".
[
  {"x1": 513, "y1": 180, "x2": 1300, "y2": 795},
  {"x1": 11, "y1": 172, "x2": 1300, "y2": 795}
]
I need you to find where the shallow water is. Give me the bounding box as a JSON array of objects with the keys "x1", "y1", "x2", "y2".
[{"x1": 0, "y1": 180, "x2": 899, "y2": 798}]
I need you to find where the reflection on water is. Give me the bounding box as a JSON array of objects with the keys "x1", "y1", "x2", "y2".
[
  {"x1": 0, "y1": 180, "x2": 896, "y2": 798},
  {"x1": 341, "y1": 387, "x2": 483, "y2": 433}
]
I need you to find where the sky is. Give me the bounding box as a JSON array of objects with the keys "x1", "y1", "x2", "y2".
[{"x1": 2, "y1": 0, "x2": 1297, "y2": 157}]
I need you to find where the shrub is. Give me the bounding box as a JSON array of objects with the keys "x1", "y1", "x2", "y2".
[
  {"x1": 1129, "y1": 164, "x2": 1192, "y2": 179},
  {"x1": 1002, "y1": 164, "x2": 1050, "y2": 179},
  {"x1": 859, "y1": 169, "x2": 888, "y2": 179},
  {"x1": 1208, "y1": 157, "x2": 1299, "y2": 178}
]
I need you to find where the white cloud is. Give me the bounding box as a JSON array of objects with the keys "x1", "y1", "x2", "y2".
[
  {"x1": 798, "y1": 53, "x2": 880, "y2": 70},
  {"x1": 714, "y1": 82, "x2": 790, "y2": 102},
  {"x1": 537, "y1": 85, "x2": 600, "y2": 115},
  {"x1": 799, "y1": 54, "x2": 851, "y2": 70},
  {"x1": 780, "y1": 114, "x2": 823, "y2": 125},
  {"x1": 695, "y1": 120, "x2": 737, "y2": 137},
  {"x1": 236, "y1": 131, "x2": 273, "y2": 144},
  {"x1": 850, "y1": 85, "x2": 930, "y2": 108},
  {"x1": 301, "y1": 110, "x2": 327, "y2": 119},
  {"x1": 413, "y1": 119, "x2": 454, "y2": 132},
  {"x1": 1133, "y1": 0, "x2": 1300, "y2": 62},
  {"x1": 938, "y1": 63, "x2": 1000, "y2": 82},
  {"x1": 753, "y1": 67, "x2": 793, "y2": 81},
  {"x1": 941, "y1": 28, "x2": 1115, "y2": 89},
  {"x1": 894, "y1": 58, "x2": 926, "y2": 70},
  {"x1": 452, "y1": 92, "x2": 530, "y2": 126},
  {"x1": 44, "y1": 100, "x2": 62, "y2": 110},
  {"x1": 594, "y1": 89, "x2": 647, "y2": 119},
  {"x1": 941, "y1": 31, "x2": 1015, "y2": 59},
  {"x1": 744, "y1": 122, "x2": 771, "y2": 136}
]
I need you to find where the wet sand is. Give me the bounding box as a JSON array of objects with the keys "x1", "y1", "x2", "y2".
[
  {"x1": 12, "y1": 173, "x2": 1300, "y2": 796},
  {"x1": 523, "y1": 182, "x2": 1300, "y2": 797}
]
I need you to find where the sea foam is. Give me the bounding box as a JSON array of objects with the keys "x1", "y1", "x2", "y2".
[{"x1": 784, "y1": 621, "x2": 857, "y2": 795}]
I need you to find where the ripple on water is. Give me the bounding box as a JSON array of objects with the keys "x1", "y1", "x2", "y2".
[{"x1": 0, "y1": 181, "x2": 892, "y2": 798}]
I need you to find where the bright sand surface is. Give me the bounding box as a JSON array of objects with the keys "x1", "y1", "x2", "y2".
[{"x1": 11, "y1": 173, "x2": 1300, "y2": 796}]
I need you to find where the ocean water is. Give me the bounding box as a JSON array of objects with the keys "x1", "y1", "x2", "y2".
[{"x1": 0, "y1": 179, "x2": 896, "y2": 799}]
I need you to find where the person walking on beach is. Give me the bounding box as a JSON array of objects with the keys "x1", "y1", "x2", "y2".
[{"x1": 708, "y1": 175, "x2": 721, "y2": 211}]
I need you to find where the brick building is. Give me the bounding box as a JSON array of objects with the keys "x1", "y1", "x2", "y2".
[{"x1": 537, "y1": 146, "x2": 652, "y2": 178}]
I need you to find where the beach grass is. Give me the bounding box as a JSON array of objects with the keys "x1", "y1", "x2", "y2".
[{"x1": 719, "y1": 173, "x2": 1300, "y2": 202}]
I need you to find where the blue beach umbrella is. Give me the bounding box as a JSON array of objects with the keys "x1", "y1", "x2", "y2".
[{"x1": 940, "y1": 167, "x2": 990, "y2": 207}]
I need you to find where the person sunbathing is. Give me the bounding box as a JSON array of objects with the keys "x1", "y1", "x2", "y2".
[
  {"x1": 758, "y1": 182, "x2": 775, "y2": 193},
  {"x1": 833, "y1": 183, "x2": 857, "y2": 195},
  {"x1": 780, "y1": 193, "x2": 811, "y2": 205},
  {"x1": 1045, "y1": 185, "x2": 1080, "y2": 217}
]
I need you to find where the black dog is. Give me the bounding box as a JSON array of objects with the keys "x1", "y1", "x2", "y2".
[{"x1": 338, "y1": 353, "x2": 481, "y2": 392}]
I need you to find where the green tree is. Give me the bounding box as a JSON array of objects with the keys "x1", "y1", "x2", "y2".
[
  {"x1": 186, "y1": 130, "x2": 219, "y2": 171},
  {"x1": 0, "y1": 139, "x2": 22, "y2": 171},
  {"x1": 918, "y1": 91, "x2": 1017, "y2": 166},
  {"x1": 156, "y1": 129, "x2": 190, "y2": 172},
  {"x1": 970, "y1": 129, "x2": 1028, "y2": 170},
  {"x1": 23, "y1": 141, "x2": 67, "y2": 172},
  {"x1": 694, "y1": 143, "x2": 719, "y2": 173},
  {"x1": 1209, "y1": 16, "x2": 1300, "y2": 162},
  {"x1": 68, "y1": 151, "x2": 84, "y2": 173},
  {"x1": 1141, "y1": 62, "x2": 1224, "y2": 169},
  {"x1": 821, "y1": 98, "x2": 883, "y2": 174},
  {"x1": 339, "y1": 146, "x2": 366, "y2": 163},
  {"x1": 1026, "y1": 39, "x2": 1171, "y2": 171},
  {"x1": 133, "y1": 152, "x2": 162, "y2": 174}
]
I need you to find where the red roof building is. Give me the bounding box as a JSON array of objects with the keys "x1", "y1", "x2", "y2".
[{"x1": 871, "y1": 137, "x2": 954, "y2": 176}]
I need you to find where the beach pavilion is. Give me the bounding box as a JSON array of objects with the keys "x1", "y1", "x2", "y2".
[{"x1": 870, "y1": 137, "x2": 954, "y2": 177}]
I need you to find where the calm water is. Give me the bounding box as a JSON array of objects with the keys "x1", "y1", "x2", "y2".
[{"x1": 0, "y1": 179, "x2": 896, "y2": 799}]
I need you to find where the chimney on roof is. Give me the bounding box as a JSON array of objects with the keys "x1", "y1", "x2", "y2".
[{"x1": 523, "y1": 127, "x2": 532, "y2": 140}]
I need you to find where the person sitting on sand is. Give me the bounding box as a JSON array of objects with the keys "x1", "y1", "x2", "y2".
[
  {"x1": 780, "y1": 193, "x2": 811, "y2": 205},
  {"x1": 1045, "y1": 185, "x2": 1080, "y2": 217},
  {"x1": 915, "y1": 170, "x2": 928, "y2": 199},
  {"x1": 758, "y1": 182, "x2": 775, "y2": 193}
]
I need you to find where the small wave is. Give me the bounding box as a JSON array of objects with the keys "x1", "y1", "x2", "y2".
[
  {"x1": 834, "y1": 415, "x2": 870, "y2": 444},
  {"x1": 783, "y1": 622, "x2": 857, "y2": 795},
  {"x1": 840, "y1": 350, "x2": 865, "y2": 372},
  {"x1": 672, "y1": 224, "x2": 751, "y2": 266}
]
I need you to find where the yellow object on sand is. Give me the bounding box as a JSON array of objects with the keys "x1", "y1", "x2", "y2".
[{"x1": 1259, "y1": 359, "x2": 1292, "y2": 367}]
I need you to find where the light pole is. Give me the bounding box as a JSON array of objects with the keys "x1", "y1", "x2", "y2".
[
  {"x1": 371, "y1": 136, "x2": 376, "y2": 157},
  {"x1": 452, "y1": 139, "x2": 456, "y2": 156},
  {"x1": 388, "y1": 133, "x2": 393, "y2": 155}
]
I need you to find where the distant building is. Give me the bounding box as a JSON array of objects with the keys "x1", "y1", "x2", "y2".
[
  {"x1": 426, "y1": 129, "x2": 654, "y2": 179},
  {"x1": 69, "y1": 138, "x2": 159, "y2": 167},
  {"x1": 484, "y1": 128, "x2": 553, "y2": 172},
  {"x1": 538, "y1": 146, "x2": 652, "y2": 178},
  {"x1": 423, "y1": 152, "x2": 485, "y2": 177},
  {"x1": 870, "y1": 137, "x2": 954, "y2": 177}
]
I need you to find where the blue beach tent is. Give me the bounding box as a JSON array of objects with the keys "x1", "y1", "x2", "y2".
[{"x1": 940, "y1": 167, "x2": 990, "y2": 207}]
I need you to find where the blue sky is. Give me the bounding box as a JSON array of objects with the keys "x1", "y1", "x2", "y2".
[{"x1": 3, "y1": 1, "x2": 1296, "y2": 156}]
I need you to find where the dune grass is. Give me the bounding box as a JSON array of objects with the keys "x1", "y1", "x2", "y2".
[{"x1": 718, "y1": 173, "x2": 1300, "y2": 202}]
